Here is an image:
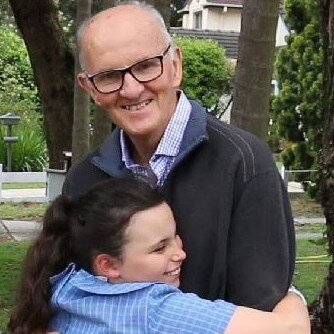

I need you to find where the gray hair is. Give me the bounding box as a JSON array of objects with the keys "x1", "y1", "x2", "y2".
[{"x1": 77, "y1": 1, "x2": 173, "y2": 68}]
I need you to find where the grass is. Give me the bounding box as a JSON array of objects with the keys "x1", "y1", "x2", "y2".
[
  {"x1": 0, "y1": 202, "x2": 47, "y2": 220},
  {"x1": 2, "y1": 182, "x2": 46, "y2": 189},
  {"x1": 289, "y1": 194, "x2": 324, "y2": 217},
  {"x1": 293, "y1": 238, "x2": 330, "y2": 303},
  {"x1": 295, "y1": 223, "x2": 326, "y2": 234},
  {"x1": 0, "y1": 241, "x2": 31, "y2": 333}
]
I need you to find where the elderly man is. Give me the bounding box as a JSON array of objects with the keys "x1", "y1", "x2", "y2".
[{"x1": 63, "y1": 1, "x2": 295, "y2": 310}]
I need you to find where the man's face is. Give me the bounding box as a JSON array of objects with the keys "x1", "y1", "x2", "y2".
[{"x1": 78, "y1": 6, "x2": 182, "y2": 143}]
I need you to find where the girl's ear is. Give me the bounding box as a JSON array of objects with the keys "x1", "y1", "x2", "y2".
[{"x1": 93, "y1": 254, "x2": 122, "y2": 281}]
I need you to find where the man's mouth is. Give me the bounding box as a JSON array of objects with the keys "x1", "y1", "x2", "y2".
[
  {"x1": 122, "y1": 99, "x2": 152, "y2": 111},
  {"x1": 164, "y1": 267, "x2": 181, "y2": 276}
]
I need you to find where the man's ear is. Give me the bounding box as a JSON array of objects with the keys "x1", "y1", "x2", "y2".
[
  {"x1": 77, "y1": 72, "x2": 91, "y2": 93},
  {"x1": 93, "y1": 254, "x2": 122, "y2": 281},
  {"x1": 172, "y1": 46, "x2": 183, "y2": 88},
  {"x1": 77, "y1": 72, "x2": 102, "y2": 106}
]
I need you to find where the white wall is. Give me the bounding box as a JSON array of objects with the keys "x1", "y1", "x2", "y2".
[{"x1": 180, "y1": 1, "x2": 290, "y2": 46}]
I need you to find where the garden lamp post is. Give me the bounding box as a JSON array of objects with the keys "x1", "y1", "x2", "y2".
[{"x1": 0, "y1": 113, "x2": 21, "y2": 172}]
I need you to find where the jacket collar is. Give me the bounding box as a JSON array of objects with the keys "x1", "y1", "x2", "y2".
[{"x1": 91, "y1": 100, "x2": 208, "y2": 177}]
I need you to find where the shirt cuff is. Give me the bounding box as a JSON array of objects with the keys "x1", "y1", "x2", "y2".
[{"x1": 288, "y1": 285, "x2": 307, "y2": 305}]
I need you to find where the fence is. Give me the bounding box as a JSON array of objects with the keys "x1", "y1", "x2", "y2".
[
  {"x1": 279, "y1": 166, "x2": 317, "y2": 185},
  {"x1": 279, "y1": 166, "x2": 317, "y2": 196},
  {"x1": 0, "y1": 164, "x2": 66, "y2": 202}
]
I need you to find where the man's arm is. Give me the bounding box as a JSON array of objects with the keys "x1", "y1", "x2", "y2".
[{"x1": 226, "y1": 169, "x2": 295, "y2": 310}]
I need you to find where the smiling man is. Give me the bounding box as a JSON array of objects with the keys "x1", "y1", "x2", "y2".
[{"x1": 63, "y1": 1, "x2": 296, "y2": 311}]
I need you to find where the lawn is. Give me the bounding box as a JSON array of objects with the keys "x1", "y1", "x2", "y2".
[
  {"x1": 0, "y1": 202, "x2": 47, "y2": 220},
  {"x1": 0, "y1": 241, "x2": 31, "y2": 333},
  {"x1": 293, "y1": 238, "x2": 330, "y2": 303},
  {"x1": 0, "y1": 237, "x2": 329, "y2": 333},
  {"x1": 2, "y1": 182, "x2": 46, "y2": 189},
  {"x1": 290, "y1": 194, "x2": 324, "y2": 217}
]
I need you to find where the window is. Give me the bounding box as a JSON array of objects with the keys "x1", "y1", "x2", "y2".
[{"x1": 194, "y1": 12, "x2": 202, "y2": 29}]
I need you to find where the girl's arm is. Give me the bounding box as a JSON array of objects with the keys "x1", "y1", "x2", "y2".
[{"x1": 224, "y1": 292, "x2": 310, "y2": 334}]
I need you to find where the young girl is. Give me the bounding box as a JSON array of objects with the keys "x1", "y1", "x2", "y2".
[{"x1": 9, "y1": 177, "x2": 310, "y2": 334}]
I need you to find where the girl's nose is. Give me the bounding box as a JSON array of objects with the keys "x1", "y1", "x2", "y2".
[
  {"x1": 172, "y1": 236, "x2": 186, "y2": 262},
  {"x1": 172, "y1": 248, "x2": 186, "y2": 262}
]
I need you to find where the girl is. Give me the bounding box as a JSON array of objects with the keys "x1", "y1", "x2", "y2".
[{"x1": 9, "y1": 177, "x2": 310, "y2": 334}]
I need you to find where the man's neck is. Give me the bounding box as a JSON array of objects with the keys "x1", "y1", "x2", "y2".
[
  {"x1": 128, "y1": 133, "x2": 161, "y2": 166},
  {"x1": 126, "y1": 90, "x2": 181, "y2": 166}
]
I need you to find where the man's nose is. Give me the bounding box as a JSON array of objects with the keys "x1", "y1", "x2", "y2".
[{"x1": 119, "y1": 72, "x2": 144, "y2": 98}]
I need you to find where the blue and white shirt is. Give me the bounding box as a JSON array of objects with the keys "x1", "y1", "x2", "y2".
[
  {"x1": 120, "y1": 91, "x2": 191, "y2": 187},
  {"x1": 49, "y1": 264, "x2": 236, "y2": 334}
]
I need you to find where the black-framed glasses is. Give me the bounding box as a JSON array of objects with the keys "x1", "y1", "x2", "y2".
[{"x1": 87, "y1": 44, "x2": 171, "y2": 94}]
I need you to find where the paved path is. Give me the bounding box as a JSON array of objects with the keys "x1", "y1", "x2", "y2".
[
  {"x1": 1, "y1": 188, "x2": 47, "y2": 203},
  {"x1": 0, "y1": 219, "x2": 42, "y2": 241},
  {"x1": 0, "y1": 217, "x2": 326, "y2": 242}
]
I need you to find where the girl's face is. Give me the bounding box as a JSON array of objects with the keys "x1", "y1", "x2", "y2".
[{"x1": 116, "y1": 202, "x2": 186, "y2": 287}]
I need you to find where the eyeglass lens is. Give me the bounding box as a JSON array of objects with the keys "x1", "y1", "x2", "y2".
[{"x1": 93, "y1": 56, "x2": 163, "y2": 93}]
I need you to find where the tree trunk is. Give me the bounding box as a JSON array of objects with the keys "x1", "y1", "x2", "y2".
[
  {"x1": 72, "y1": 0, "x2": 91, "y2": 164},
  {"x1": 9, "y1": 0, "x2": 74, "y2": 168},
  {"x1": 309, "y1": 1, "x2": 334, "y2": 332},
  {"x1": 230, "y1": 0, "x2": 279, "y2": 140},
  {"x1": 91, "y1": 106, "x2": 112, "y2": 151},
  {"x1": 90, "y1": 0, "x2": 115, "y2": 150}
]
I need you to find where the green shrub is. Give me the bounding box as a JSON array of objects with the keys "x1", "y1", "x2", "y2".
[
  {"x1": 0, "y1": 26, "x2": 47, "y2": 171},
  {"x1": 0, "y1": 25, "x2": 41, "y2": 119},
  {"x1": 0, "y1": 121, "x2": 47, "y2": 172},
  {"x1": 174, "y1": 37, "x2": 233, "y2": 115}
]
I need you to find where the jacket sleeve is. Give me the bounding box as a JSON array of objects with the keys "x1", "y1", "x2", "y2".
[{"x1": 225, "y1": 168, "x2": 295, "y2": 311}]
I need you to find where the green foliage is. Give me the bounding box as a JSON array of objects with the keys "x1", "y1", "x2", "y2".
[
  {"x1": 0, "y1": 25, "x2": 40, "y2": 117},
  {"x1": 174, "y1": 37, "x2": 233, "y2": 115},
  {"x1": 0, "y1": 202, "x2": 47, "y2": 220},
  {"x1": 0, "y1": 121, "x2": 47, "y2": 171},
  {"x1": 270, "y1": 0, "x2": 323, "y2": 177},
  {"x1": 0, "y1": 26, "x2": 47, "y2": 171}
]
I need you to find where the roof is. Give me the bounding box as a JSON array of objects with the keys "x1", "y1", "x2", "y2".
[
  {"x1": 170, "y1": 27, "x2": 239, "y2": 59},
  {"x1": 184, "y1": 0, "x2": 243, "y2": 5},
  {"x1": 207, "y1": 0, "x2": 243, "y2": 5},
  {"x1": 180, "y1": 0, "x2": 243, "y2": 13}
]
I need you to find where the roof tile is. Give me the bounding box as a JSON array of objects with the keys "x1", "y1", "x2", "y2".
[
  {"x1": 170, "y1": 27, "x2": 239, "y2": 59},
  {"x1": 207, "y1": 0, "x2": 243, "y2": 5}
]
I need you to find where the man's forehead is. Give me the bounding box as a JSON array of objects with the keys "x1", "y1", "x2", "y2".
[
  {"x1": 87, "y1": 5, "x2": 156, "y2": 33},
  {"x1": 83, "y1": 8, "x2": 163, "y2": 48}
]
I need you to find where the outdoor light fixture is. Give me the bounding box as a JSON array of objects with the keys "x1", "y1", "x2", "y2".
[{"x1": 0, "y1": 112, "x2": 21, "y2": 172}]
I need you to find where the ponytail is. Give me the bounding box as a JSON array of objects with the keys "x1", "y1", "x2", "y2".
[{"x1": 9, "y1": 195, "x2": 73, "y2": 334}]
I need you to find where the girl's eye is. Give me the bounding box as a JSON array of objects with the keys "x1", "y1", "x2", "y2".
[{"x1": 153, "y1": 244, "x2": 166, "y2": 253}]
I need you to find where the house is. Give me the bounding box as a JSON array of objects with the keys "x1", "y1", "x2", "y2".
[
  {"x1": 178, "y1": 0, "x2": 289, "y2": 50},
  {"x1": 179, "y1": 0, "x2": 243, "y2": 32}
]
